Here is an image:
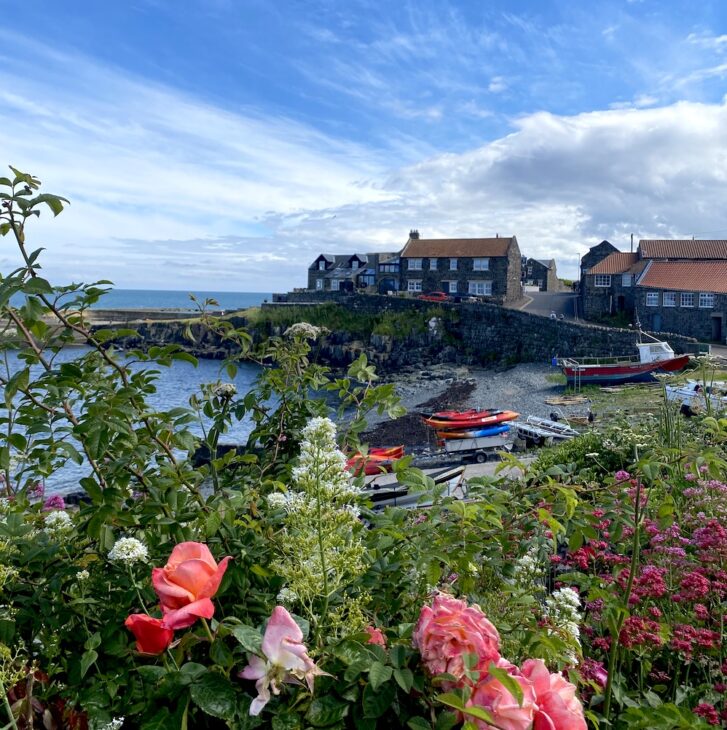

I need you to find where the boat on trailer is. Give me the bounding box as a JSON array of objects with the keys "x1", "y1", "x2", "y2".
[
  {"x1": 559, "y1": 334, "x2": 690, "y2": 387},
  {"x1": 665, "y1": 380, "x2": 727, "y2": 413}
]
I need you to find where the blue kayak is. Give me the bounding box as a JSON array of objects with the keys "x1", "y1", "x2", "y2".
[{"x1": 436, "y1": 424, "x2": 510, "y2": 439}]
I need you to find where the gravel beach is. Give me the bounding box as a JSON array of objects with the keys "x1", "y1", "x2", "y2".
[{"x1": 363, "y1": 362, "x2": 591, "y2": 450}]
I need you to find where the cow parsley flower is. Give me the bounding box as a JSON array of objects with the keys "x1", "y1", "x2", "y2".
[
  {"x1": 213, "y1": 383, "x2": 237, "y2": 399},
  {"x1": 284, "y1": 322, "x2": 326, "y2": 339},
  {"x1": 44, "y1": 510, "x2": 73, "y2": 537},
  {"x1": 108, "y1": 537, "x2": 149, "y2": 565},
  {"x1": 266, "y1": 493, "x2": 287, "y2": 510},
  {"x1": 76, "y1": 569, "x2": 90, "y2": 582},
  {"x1": 545, "y1": 587, "x2": 583, "y2": 663}
]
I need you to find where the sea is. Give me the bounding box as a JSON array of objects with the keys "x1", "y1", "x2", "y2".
[{"x1": 6, "y1": 289, "x2": 274, "y2": 495}]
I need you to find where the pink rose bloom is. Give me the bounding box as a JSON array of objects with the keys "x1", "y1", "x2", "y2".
[
  {"x1": 413, "y1": 593, "x2": 500, "y2": 686},
  {"x1": 466, "y1": 672, "x2": 536, "y2": 730},
  {"x1": 239, "y1": 606, "x2": 327, "y2": 716},
  {"x1": 152, "y1": 542, "x2": 230, "y2": 630},
  {"x1": 521, "y1": 659, "x2": 587, "y2": 730},
  {"x1": 365, "y1": 626, "x2": 387, "y2": 647}
]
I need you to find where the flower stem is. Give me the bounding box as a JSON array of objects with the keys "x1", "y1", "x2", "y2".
[
  {"x1": 201, "y1": 618, "x2": 215, "y2": 643},
  {"x1": 0, "y1": 679, "x2": 18, "y2": 730}
]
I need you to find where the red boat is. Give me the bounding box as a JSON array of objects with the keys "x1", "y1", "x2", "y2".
[
  {"x1": 423, "y1": 410, "x2": 519, "y2": 430},
  {"x1": 346, "y1": 446, "x2": 404, "y2": 476},
  {"x1": 560, "y1": 336, "x2": 690, "y2": 386}
]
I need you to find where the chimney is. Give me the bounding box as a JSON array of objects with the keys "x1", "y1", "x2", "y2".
[{"x1": 409, "y1": 229, "x2": 419, "y2": 239}]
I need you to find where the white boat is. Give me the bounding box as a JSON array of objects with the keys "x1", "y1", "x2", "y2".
[
  {"x1": 665, "y1": 380, "x2": 727, "y2": 414},
  {"x1": 515, "y1": 416, "x2": 580, "y2": 445}
]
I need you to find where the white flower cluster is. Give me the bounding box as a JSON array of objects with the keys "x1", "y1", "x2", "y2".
[
  {"x1": 44, "y1": 510, "x2": 73, "y2": 537},
  {"x1": 101, "y1": 718, "x2": 124, "y2": 730},
  {"x1": 512, "y1": 544, "x2": 546, "y2": 587},
  {"x1": 545, "y1": 587, "x2": 583, "y2": 663},
  {"x1": 76, "y1": 569, "x2": 90, "y2": 582},
  {"x1": 276, "y1": 587, "x2": 298, "y2": 605},
  {"x1": 0, "y1": 498, "x2": 10, "y2": 515},
  {"x1": 266, "y1": 493, "x2": 288, "y2": 509},
  {"x1": 284, "y1": 322, "x2": 325, "y2": 340},
  {"x1": 213, "y1": 383, "x2": 237, "y2": 399},
  {"x1": 108, "y1": 537, "x2": 149, "y2": 565}
]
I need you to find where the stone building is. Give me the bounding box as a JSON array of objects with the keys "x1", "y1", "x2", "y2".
[
  {"x1": 579, "y1": 240, "x2": 618, "y2": 283},
  {"x1": 581, "y1": 252, "x2": 646, "y2": 320},
  {"x1": 308, "y1": 252, "x2": 398, "y2": 292},
  {"x1": 523, "y1": 258, "x2": 558, "y2": 291},
  {"x1": 637, "y1": 261, "x2": 727, "y2": 343},
  {"x1": 399, "y1": 231, "x2": 522, "y2": 304}
]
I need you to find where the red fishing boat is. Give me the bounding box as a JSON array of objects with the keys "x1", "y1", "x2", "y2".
[{"x1": 559, "y1": 335, "x2": 690, "y2": 387}]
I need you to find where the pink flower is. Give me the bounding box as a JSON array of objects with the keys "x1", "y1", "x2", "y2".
[
  {"x1": 521, "y1": 659, "x2": 587, "y2": 730},
  {"x1": 466, "y1": 670, "x2": 536, "y2": 730},
  {"x1": 151, "y1": 542, "x2": 230, "y2": 630},
  {"x1": 239, "y1": 606, "x2": 326, "y2": 716},
  {"x1": 413, "y1": 593, "x2": 500, "y2": 686},
  {"x1": 365, "y1": 626, "x2": 387, "y2": 647},
  {"x1": 614, "y1": 470, "x2": 631, "y2": 482},
  {"x1": 42, "y1": 495, "x2": 66, "y2": 511}
]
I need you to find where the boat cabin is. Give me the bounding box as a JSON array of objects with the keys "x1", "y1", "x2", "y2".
[{"x1": 636, "y1": 341, "x2": 675, "y2": 364}]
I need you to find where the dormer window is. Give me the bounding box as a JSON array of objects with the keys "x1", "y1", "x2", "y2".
[
  {"x1": 351, "y1": 260, "x2": 359, "y2": 269},
  {"x1": 318, "y1": 260, "x2": 326, "y2": 270}
]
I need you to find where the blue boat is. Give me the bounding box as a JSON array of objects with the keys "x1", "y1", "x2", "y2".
[{"x1": 436, "y1": 424, "x2": 510, "y2": 440}]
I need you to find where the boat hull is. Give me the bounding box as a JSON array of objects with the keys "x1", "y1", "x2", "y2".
[
  {"x1": 436, "y1": 424, "x2": 510, "y2": 440},
  {"x1": 424, "y1": 410, "x2": 519, "y2": 429},
  {"x1": 562, "y1": 355, "x2": 690, "y2": 386}
]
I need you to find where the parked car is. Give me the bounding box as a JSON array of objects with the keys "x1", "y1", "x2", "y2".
[{"x1": 416, "y1": 291, "x2": 451, "y2": 303}]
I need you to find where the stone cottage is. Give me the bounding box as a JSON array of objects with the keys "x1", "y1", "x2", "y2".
[
  {"x1": 308, "y1": 252, "x2": 398, "y2": 292},
  {"x1": 523, "y1": 258, "x2": 558, "y2": 291},
  {"x1": 399, "y1": 231, "x2": 522, "y2": 304}
]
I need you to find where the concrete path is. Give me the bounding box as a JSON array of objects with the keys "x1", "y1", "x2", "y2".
[{"x1": 520, "y1": 291, "x2": 580, "y2": 320}]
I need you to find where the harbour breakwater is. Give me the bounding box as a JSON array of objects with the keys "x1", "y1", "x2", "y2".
[{"x1": 97, "y1": 293, "x2": 701, "y2": 374}]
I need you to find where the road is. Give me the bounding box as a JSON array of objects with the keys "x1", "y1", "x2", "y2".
[{"x1": 519, "y1": 291, "x2": 580, "y2": 320}]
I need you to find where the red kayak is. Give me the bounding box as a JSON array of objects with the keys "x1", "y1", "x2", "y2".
[
  {"x1": 346, "y1": 446, "x2": 404, "y2": 476},
  {"x1": 421, "y1": 408, "x2": 495, "y2": 421},
  {"x1": 423, "y1": 410, "x2": 519, "y2": 430}
]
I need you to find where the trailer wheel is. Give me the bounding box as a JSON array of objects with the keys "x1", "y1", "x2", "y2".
[{"x1": 475, "y1": 452, "x2": 488, "y2": 464}]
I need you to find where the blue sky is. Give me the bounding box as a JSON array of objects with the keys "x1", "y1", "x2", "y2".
[{"x1": 3, "y1": 0, "x2": 727, "y2": 289}]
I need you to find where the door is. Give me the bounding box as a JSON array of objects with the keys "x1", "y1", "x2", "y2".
[
  {"x1": 617, "y1": 295, "x2": 625, "y2": 312},
  {"x1": 712, "y1": 315, "x2": 723, "y2": 342},
  {"x1": 652, "y1": 313, "x2": 661, "y2": 331}
]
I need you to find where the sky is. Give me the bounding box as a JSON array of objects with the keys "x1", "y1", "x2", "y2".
[{"x1": 3, "y1": 0, "x2": 727, "y2": 290}]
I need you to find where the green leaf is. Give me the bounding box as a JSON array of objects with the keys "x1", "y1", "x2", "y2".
[
  {"x1": 231, "y1": 624, "x2": 262, "y2": 654},
  {"x1": 362, "y1": 680, "x2": 396, "y2": 719},
  {"x1": 486, "y1": 663, "x2": 524, "y2": 707},
  {"x1": 407, "y1": 718, "x2": 432, "y2": 730},
  {"x1": 190, "y1": 672, "x2": 236, "y2": 720},
  {"x1": 393, "y1": 667, "x2": 414, "y2": 693},
  {"x1": 80, "y1": 649, "x2": 97, "y2": 678},
  {"x1": 28, "y1": 193, "x2": 69, "y2": 217},
  {"x1": 137, "y1": 666, "x2": 167, "y2": 683},
  {"x1": 368, "y1": 661, "x2": 393, "y2": 691},
  {"x1": 305, "y1": 695, "x2": 349, "y2": 727},
  {"x1": 140, "y1": 708, "x2": 176, "y2": 730}
]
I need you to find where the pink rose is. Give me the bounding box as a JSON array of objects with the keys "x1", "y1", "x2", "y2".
[
  {"x1": 413, "y1": 593, "x2": 500, "y2": 686},
  {"x1": 239, "y1": 606, "x2": 327, "y2": 716},
  {"x1": 365, "y1": 626, "x2": 387, "y2": 647},
  {"x1": 467, "y1": 671, "x2": 536, "y2": 730},
  {"x1": 521, "y1": 658, "x2": 587, "y2": 730},
  {"x1": 151, "y1": 542, "x2": 230, "y2": 630}
]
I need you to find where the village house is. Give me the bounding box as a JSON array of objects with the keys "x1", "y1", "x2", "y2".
[
  {"x1": 579, "y1": 240, "x2": 618, "y2": 284},
  {"x1": 307, "y1": 252, "x2": 398, "y2": 292},
  {"x1": 523, "y1": 258, "x2": 558, "y2": 291},
  {"x1": 399, "y1": 231, "x2": 522, "y2": 304},
  {"x1": 581, "y1": 239, "x2": 727, "y2": 342}
]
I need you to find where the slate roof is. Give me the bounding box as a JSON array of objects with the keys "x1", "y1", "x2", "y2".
[
  {"x1": 400, "y1": 237, "x2": 513, "y2": 258},
  {"x1": 533, "y1": 258, "x2": 555, "y2": 269},
  {"x1": 639, "y1": 240, "x2": 727, "y2": 260},
  {"x1": 638, "y1": 261, "x2": 727, "y2": 294}
]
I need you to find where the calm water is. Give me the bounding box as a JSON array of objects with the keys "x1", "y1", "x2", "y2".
[{"x1": 5, "y1": 348, "x2": 262, "y2": 495}]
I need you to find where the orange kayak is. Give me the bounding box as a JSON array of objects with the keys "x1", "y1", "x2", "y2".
[{"x1": 423, "y1": 410, "x2": 519, "y2": 430}]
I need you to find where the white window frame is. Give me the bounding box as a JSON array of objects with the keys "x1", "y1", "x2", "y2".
[
  {"x1": 315, "y1": 278, "x2": 324, "y2": 290},
  {"x1": 527, "y1": 266, "x2": 533, "y2": 276},
  {"x1": 594, "y1": 274, "x2": 611, "y2": 287},
  {"x1": 468, "y1": 281, "x2": 492, "y2": 296},
  {"x1": 621, "y1": 273, "x2": 632, "y2": 287},
  {"x1": 446, "y1": 281, "x2": 458, "y2": 294},
  {"x1": 429, "y1": 258, "x2": 438, "y2": 270},
  {"x1": 646, "y1": 292, "x2": 659, "y2": 307},
  {"x1": 473, "y1": 258, "x2": 490, "y2": 271},
  {"x1": 663, "y1": 292, "x2": 676, "y2": 308},
  {"x1": 350, "y1": 260, "x2": 359, "y2": 270},
  {"x1": 450, "y1": 258, "x2": 458, "y2": 271},
  {"x1": 330, "y1": 279, "x2": 340, "y2": 292},
  {"x1": 408, "y1": 258, "x2": 422, "y2": 270},
  {"x1": 407, "y1": 279, "x2": 422, "y2": 292},
  {"x1": 681, "y1": 292, "x2": 694, "y2": 308},
  {"x1": 699, "y1": 292, "x2": 715, "y2": 308},
  {"x1": 318, "y1": 260, "x2": 326, "y2": 270}
]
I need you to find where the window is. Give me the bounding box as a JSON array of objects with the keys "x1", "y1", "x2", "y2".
[
  {"x1": 473, "y1": 258, "x2": 490, "y2": 271},
  {"x1": 646, "y1": 292, "x2": 659, "y2": 307},
  {"x1": 621, "y1": 273, "x2": 632, "y2": 287},
  {"x1": 681, "y1": 292, "x2": 694, "y2": 308},
  {"x1": 527, "y1": 266, "x2": 533, "y2": 276},
  {"x1": 316, "y1": 279, "x2": 323, "y2": 290},
  {"x1": 468, "y1": 281, "x2": 493, "y2": 296},
  {"x1": 330, "y1": 279, "x2": 340, "y2": 291},
  {"x1": 379, "y1": 263, "x2": 399, "y2": 273},
  {"x1": 408, "y1": 258, "x2": 422, "y2": 270},
  {"x1": 350, "y1": 260, "x2": 359, "y2": 270},
  {"x1": 318, "y1": 260, "x2": 326, "y2": 270},
  {"x1": 699, "y1": 292, "x2": 715, "y2": 308},
  {"x1": 450, "y1": 258, "x2": 458, "y2": 271},
  {"x1": 407, "y1": 279, "x2": 422, "y2": 292},
  {"x1": 446, "y1": 281, "x2": 458, "y2": 294},
  {"x1": 663, "y1": 292, "x2": 676, "y2": 307},
  {"x1": 594, "y1": 275, "x2": 611, "y2": 287},
  {"x1": 429, "y1": 258, "x2": 438, "y2": 270}
]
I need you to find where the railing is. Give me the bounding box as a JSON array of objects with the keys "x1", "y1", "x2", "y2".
[{"x1": 558, "y1": 354, "x2": 640, "y2": 367}]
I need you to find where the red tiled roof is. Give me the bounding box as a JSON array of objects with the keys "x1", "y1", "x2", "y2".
[
  {"x1": 587, "y1": 252, "x2": 638, "y2": 275},
  {"x1": 400, "y1": 237, "x2": 513, "y2": 258},
  {"x1": 639, "y1": 240, "x2": 727, "y2": 259},
  {"x1": 638, "y1": 261, "x2": 727, "y2": 294}
]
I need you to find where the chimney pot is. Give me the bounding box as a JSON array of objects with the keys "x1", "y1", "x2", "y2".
[{"x1": 409, "y1": 229, "x2": 419, "y2": 239}]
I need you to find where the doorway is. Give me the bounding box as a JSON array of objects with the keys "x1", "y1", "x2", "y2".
[
  {"x1": 652, "y1": 313, "x2": 661, "y2": 331},
  {"x1": 712, "y1": 315, "x2": 724, "y2": 342}
]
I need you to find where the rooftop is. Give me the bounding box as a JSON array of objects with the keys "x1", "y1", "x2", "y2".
[
  {"x1": 401, "y1": 237, "x2": 514, "y2": 258},
  {"x1": 638, "y1": 261, "x2": 727, "y2": 294},
  {"x1": 588, "y1": 252, "x2": 639, "y2": 275},
  {"x1": 639, "y1": 239, "x2": 727, "y2": 260}
]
